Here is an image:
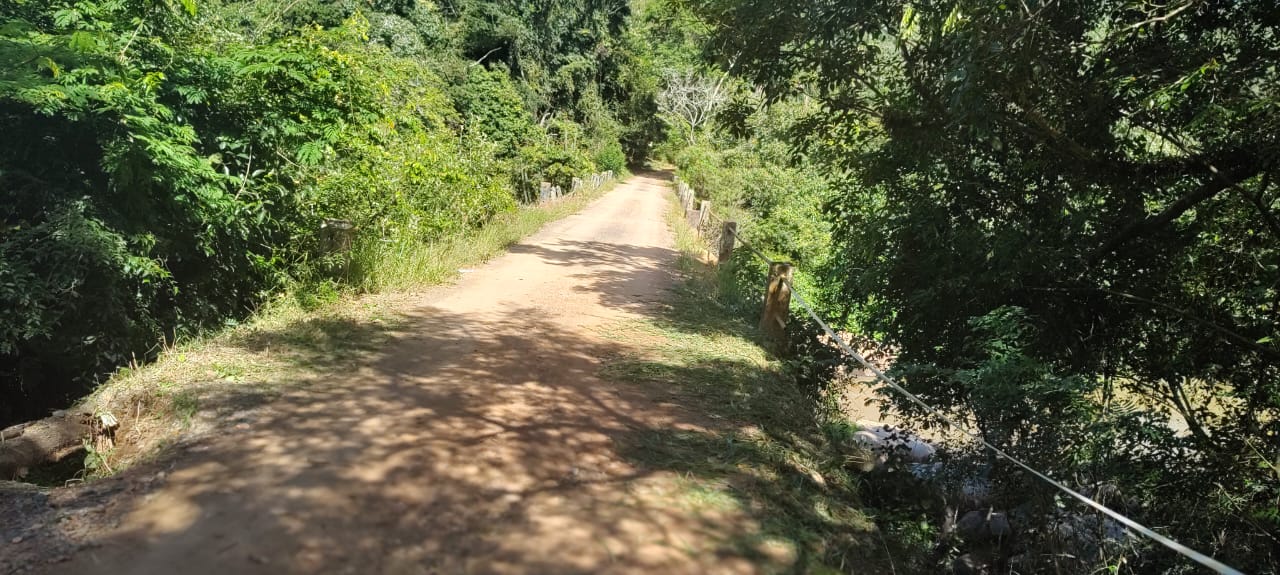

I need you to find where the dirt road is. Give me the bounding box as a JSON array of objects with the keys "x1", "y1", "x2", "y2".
[{"x1": 20, "y1": 173, "x2": 783, "y2": 574}]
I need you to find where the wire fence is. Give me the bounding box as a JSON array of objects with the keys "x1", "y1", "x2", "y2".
[{"x1": 672, "y1": 177, "x2": 1246, "y2": 575}]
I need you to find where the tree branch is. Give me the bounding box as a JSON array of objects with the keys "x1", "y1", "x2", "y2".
[
  {"x1": 470, "y1": 47, "x2": 504, "y2": 67},
  {"x1": 1088, "y1": 114, "x2": 1265, "y2": 262},
  {"x1": 1026, "y1": 286, "x2": 1280, "y2": 361},
  {"x1": 1087, "y1": 175, "x2": 1233, "y2": 264},
  {"x1": 118, "y1": 14, "x2": 149, "y2": 62},
  {"x1": 1243, "y1": 170, "x2": 1280, "y2": 241},
  {"x1": 1166, "y1": 377, "x2": 1212, "y2": 447},
  {"x1": 1128, "y1": 0, "x2": 1199, "y2": 30}
]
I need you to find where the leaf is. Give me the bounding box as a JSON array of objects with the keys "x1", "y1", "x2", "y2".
[
  {"x1": 37, "y1": 57, "x2": 62, "y2": 79},
  {"x1": 941, "y1": 4, "x2": 963, "y2": 34},
  {"x1": 178, "y1": 0, "x2": 197, "y2": 16},
  {"x1": 296, "y1": 141, "x2": 324, "y2": 166},
  {"x1": 67, "y1": 31, "x2": 98, "y2": 52},
  {"x1": 899, "y1": 5, "x2": 918, "y2": 38},
  {"x1": 52, "y1": 9, "x2": 82, "y2": 28}
]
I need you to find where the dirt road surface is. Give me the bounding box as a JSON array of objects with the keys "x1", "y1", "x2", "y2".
[{"x1": 12, "y1": 173, "x2": 786, "y2": 575}]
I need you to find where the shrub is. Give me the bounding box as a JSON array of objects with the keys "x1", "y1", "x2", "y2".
[
  {"x1": 0, "y1": 7, "x2": 512, "y2": 426},
  {"x1": 673, "y1": 142, "x2": 831, "y2": 268},
  {"x1": 593, "y1": 140, "x2": 627, "y2": 174},
  {"x1": 452, "y1": 66, "x2": 536, "y2": 156}
]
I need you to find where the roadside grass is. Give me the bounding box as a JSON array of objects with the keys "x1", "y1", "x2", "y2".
[
  {"x1": 57, "y1": 180, "x2": 619, "y2": 482},
  {"x1": 348, "y1": 180, "x2": 619, "y2": 293},
  {"x1": 594, "y1": 191, "x2": 921, "y2": 573}
]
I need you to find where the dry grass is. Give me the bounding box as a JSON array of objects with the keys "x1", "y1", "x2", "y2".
[
  {"x1": 69, "y1": 181, "x2": 619, "y2": 478},
  {"x1": 349, "y1": 180, "x2": 618, "y2": 292},
  {"x1": 81, "y1": 292, "x2": 413, "y2": 474}
]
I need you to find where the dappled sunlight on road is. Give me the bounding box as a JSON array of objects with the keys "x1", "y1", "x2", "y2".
[{"x1": 38, "y1": 173, "x2": 792, "y2": 575}]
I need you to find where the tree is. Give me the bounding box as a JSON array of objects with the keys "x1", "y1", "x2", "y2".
[
  {"x1": 1, "y1": 0, "x2": 651, "y2": 430},
  {"x1": 656, "y1": 69, "x2": 727, "y2": 143},
  {"x1": 690, "y1": 0, "x2": 1280, "y2": 571}
]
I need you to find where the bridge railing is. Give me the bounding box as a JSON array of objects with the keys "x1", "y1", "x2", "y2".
[{"x1": 539, "y1": 170, "x2": 615, "y2": 204}]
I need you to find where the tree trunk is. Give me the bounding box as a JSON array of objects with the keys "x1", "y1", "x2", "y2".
[{"x1": 0, "y1": 412, "x2": 92, "y2": 480}]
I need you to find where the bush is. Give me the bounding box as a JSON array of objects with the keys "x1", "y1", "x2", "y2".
[
  {"x1": 673, "y1": 142, "x2": 831, "y2": 268},
  {"x1": 0, "y1": 7, "x2": 508, "y2": 426},
  {"x1": 482, "y1": 117, "x2": 590, "y2": 199},
  {"x1": 593, "y1": 140, "x2": 627, "y2": 174},
  {"x1": 452, "y1": 66, "x2": 536, "y2": 156}
]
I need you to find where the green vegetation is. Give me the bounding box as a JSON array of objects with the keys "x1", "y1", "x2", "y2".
[
  {"x1": 0, "y1": 0, "x2": 653, "y2": 426},
  {"x1": 4, "y1": 0, "x2": 1278, "y2": 571},
  {"x1": 347, "y1": 176, "x2": 616, "y2": 292},
  {"x1": 68, "y1": 187, "x2": 613, "y2": 478},
  {"x1": 598, "y1": 202, "x2": 913, "y2": 573},
  {"x1": 658, "y1": 0, "x2": 1280, "y2": 572}
]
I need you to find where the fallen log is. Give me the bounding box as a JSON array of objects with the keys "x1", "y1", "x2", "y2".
[
  {"x1": 0, "y1": 421, "x2": 33, "y2": 442},
  {"x1": 0, "y1": 411, "x2": 92, "y2": 480}
]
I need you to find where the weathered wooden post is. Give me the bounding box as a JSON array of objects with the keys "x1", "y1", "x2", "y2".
[
  {"x1": 760, "y1": 262, "x2": 793, "y2": 351},
  {"x1": 540, "y1": 182, "x2": 552, "y2": 203},
  {"x1": 572, "y1": 177, "x2": 582, "y2": 193},
  {"x1": 689, "y1": 199, "x2": 710, "y2": 231},
  {"x1": 718, "y1": 221, "x2": 737, "y2": 264}
]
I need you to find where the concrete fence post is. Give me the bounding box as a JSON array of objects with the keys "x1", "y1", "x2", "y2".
[
  {"x1": 321, "y1": 219, "x2": 355, "y2": 253},
  {"x1": 320, "y1": 218, "x2": 355, "y2": 277}
]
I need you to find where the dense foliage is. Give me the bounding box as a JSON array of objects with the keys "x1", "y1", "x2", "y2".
[
  {"x1": 7, "y1": 0, "x2": 1277, "y2": 571},
  {"x1": 0, "y1": 0, "x2": 662, "y2": 426},
  {"x1": 686, "y1": 0, "x2": 1280, "y2": 572}
]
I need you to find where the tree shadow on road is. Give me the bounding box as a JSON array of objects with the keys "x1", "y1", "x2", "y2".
[
  {"x1": 14, "y1": 171, "x2": 905, "y2": 575},
  {"x1": 23, "y1": 245, "x2": 823, "y2": 575},
  {"x1": 599, "y1": 280, "x2": 914, "y2": 574}
]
